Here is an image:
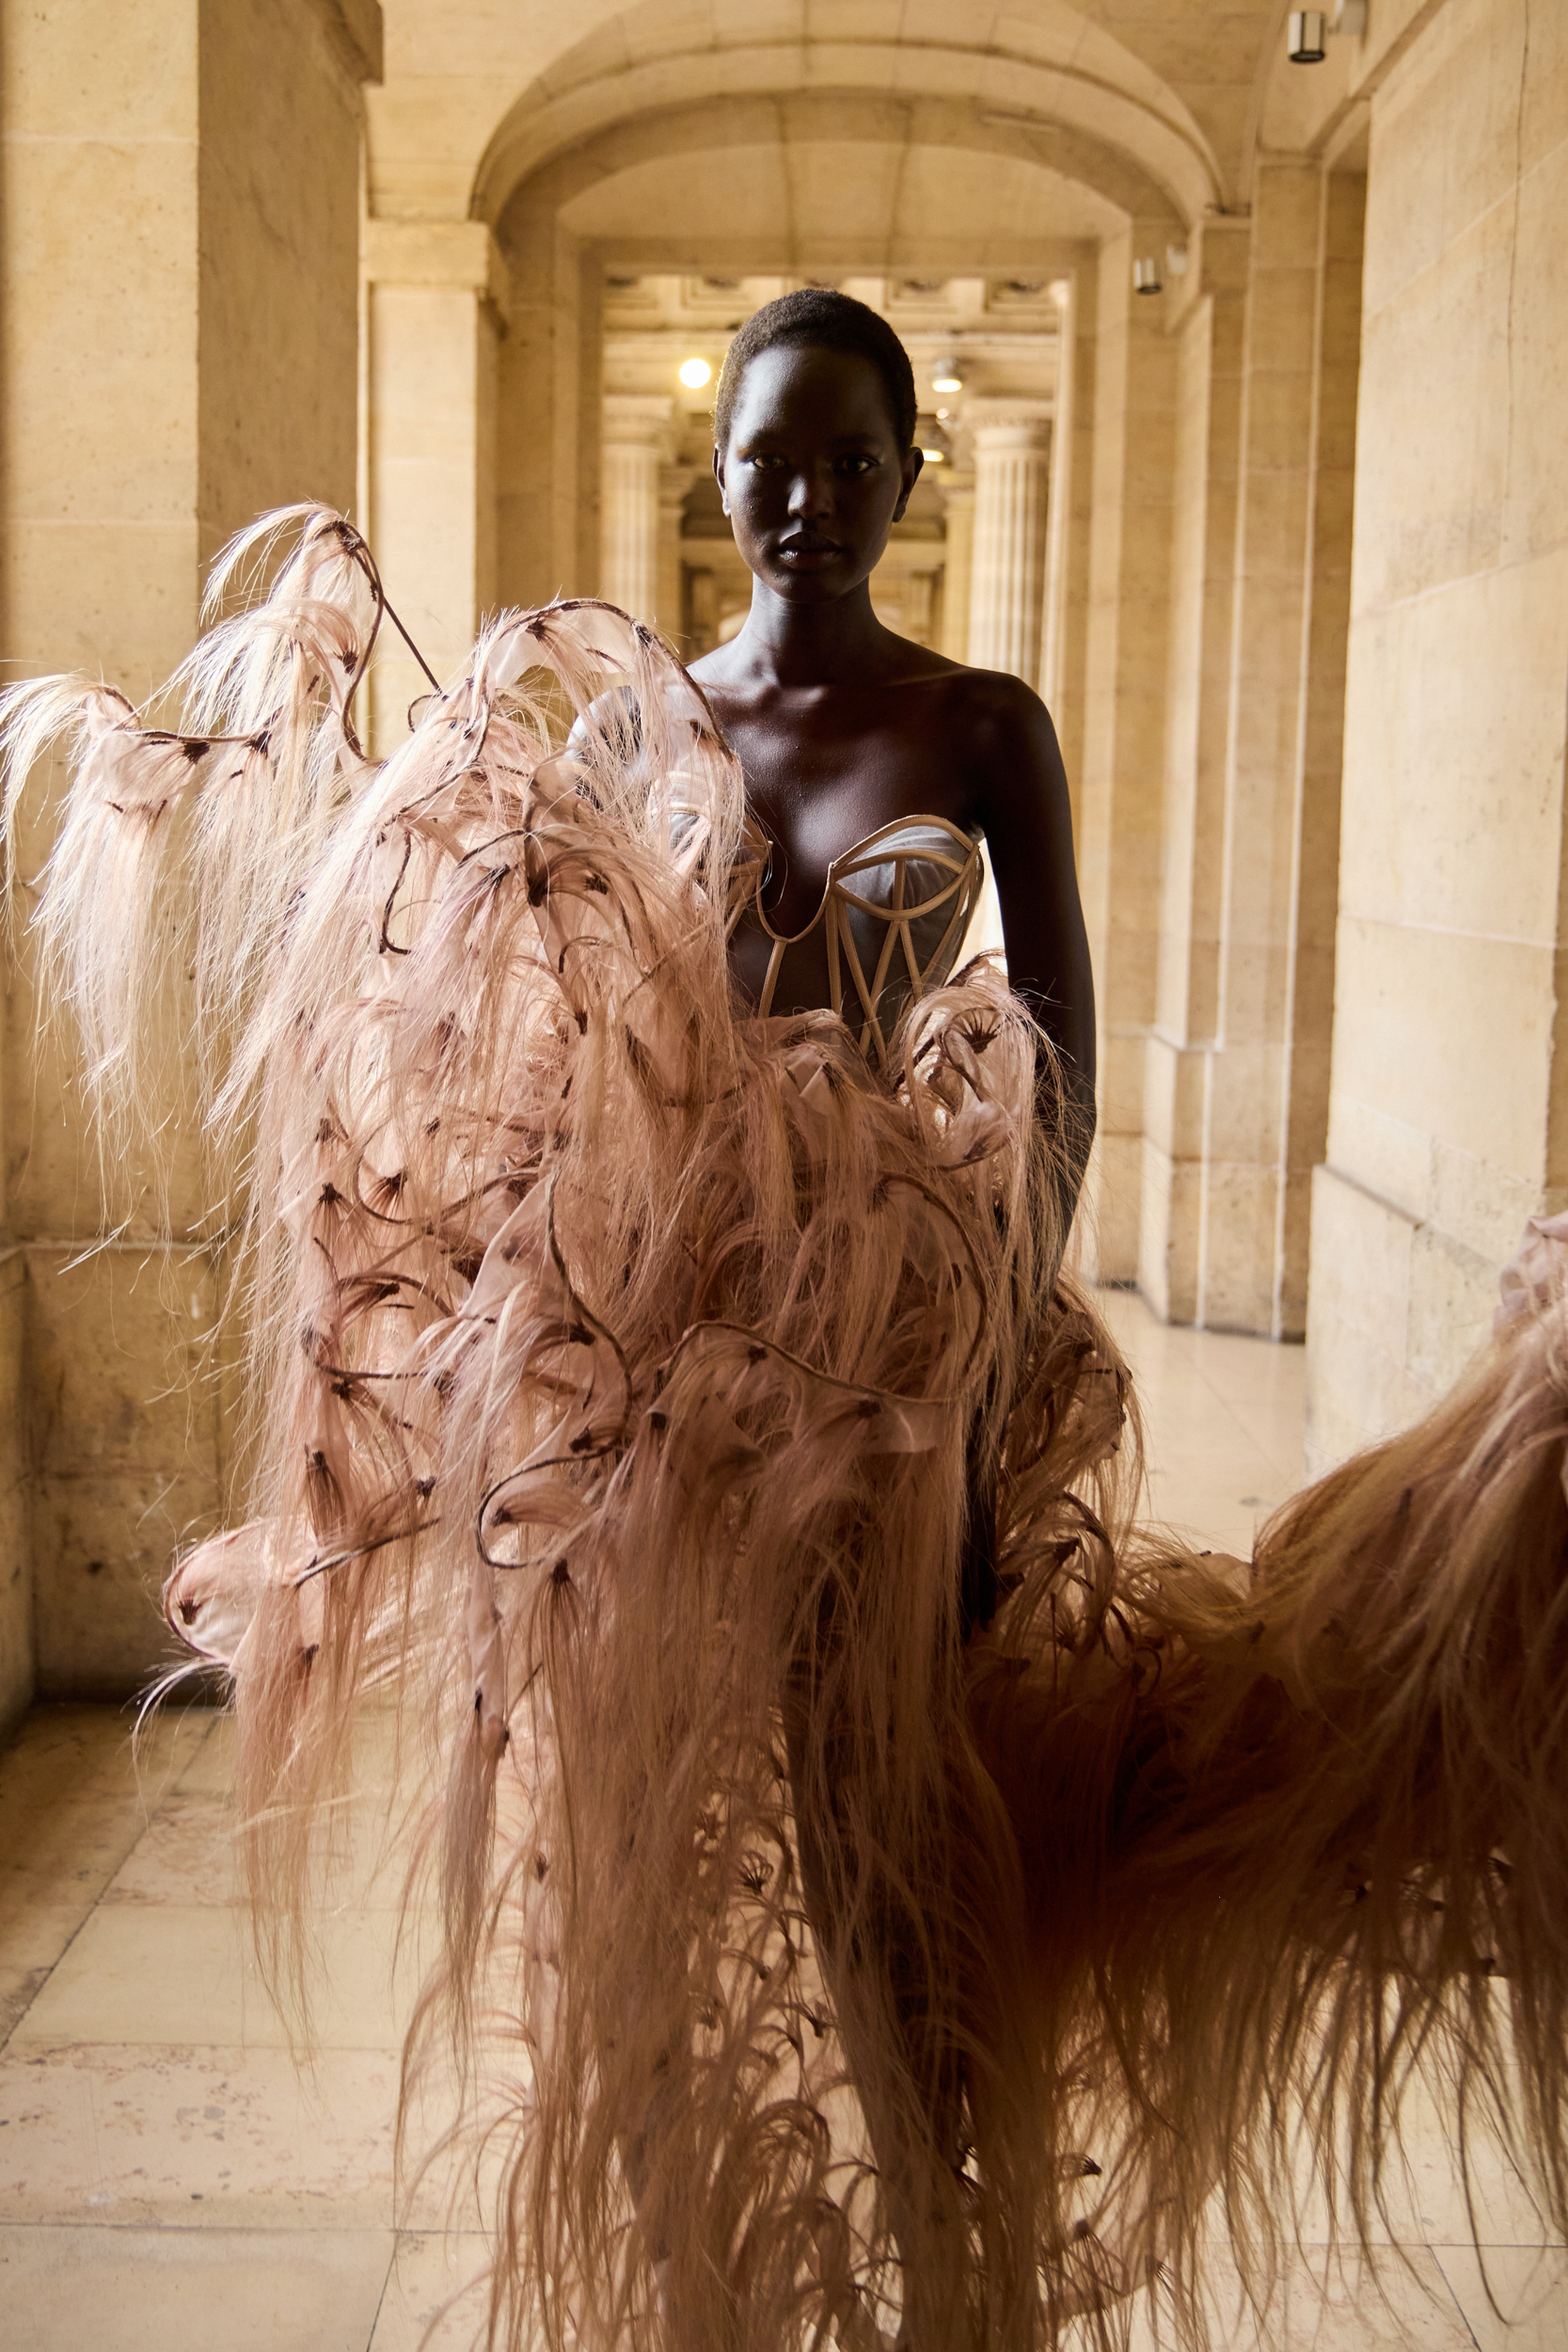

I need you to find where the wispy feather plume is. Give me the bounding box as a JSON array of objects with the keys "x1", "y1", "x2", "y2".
[{"x1": 9, "y1": 508, "x2": 1568, "y2": 2352}]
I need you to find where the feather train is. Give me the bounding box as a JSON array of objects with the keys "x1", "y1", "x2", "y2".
[{"x1": 4, "y1": 505, "x2": 1568, "y2": 2351}]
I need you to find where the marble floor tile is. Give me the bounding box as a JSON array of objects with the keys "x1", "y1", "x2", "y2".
[
  {"x1": 170, "y1": 1711, "x2": 237, "y2": 1799},
  {"x1": 1118, "y1": 2242, "x2": 1475, "y2": 2350},
  {"x1": 1098, "y1": 1289, "x2": 1307, "y2": 1554},
  {"x1": 0, "y1": 2042, "x2": 401, "y2": 2227},
  {"x1": 100, "y1": 1789, "x2": 421, "y2": 1915},
  {"x1": 369, "y1": 2231, "x2": 495, "y2": 2350},
  {"x1": 10, "y1": 1897, "x2": 436, "y2": 2056},
  {"x1": 0, "y1": 1900, "x2": 96, "y2": 1974},
  {"x1": 99, "y1": 1793, "x2": 243, "y2": 1908},
  {"x1": 10, "y1": 1903, "x2": 249, "y2": 2051},
  {"x1": 0, "y1": 1703, "x2": 198, "y2": 1820},
  {"x1": 0, "y1": 2222, "x2": 393, "y2": 2351},
  {"x1": 0, "y1": 1966, "x2": 50, "y2": 2049},
  {"x1": 1431, "y1": 2243, "x2": 1568, "y2": 2350}
]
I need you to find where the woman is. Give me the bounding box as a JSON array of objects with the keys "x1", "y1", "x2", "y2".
[
  {"x1": 692, "y1": 293, "x2": 1092, "y2": 1152},
  {"x1": 4, "y1": 294, "x2": 1568, "y2": 2352}
]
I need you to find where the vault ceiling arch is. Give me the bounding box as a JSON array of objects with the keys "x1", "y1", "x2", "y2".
[
  {"x1": 473, "y1": 19, "x2": 1225, "y2": 232},
  {"x1": 494, "y1": 89, "x2": 1176, "y2": 272}
]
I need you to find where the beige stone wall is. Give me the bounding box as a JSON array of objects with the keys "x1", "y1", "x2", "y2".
[
  {"x1": 198, "y1": 2, "x2": 363, "y2": 568},
  {"x1": 0, "y1": 0, "x2": 374, "y2": 1720},
  {"x1": 0, "y1": 1256, "x2": 27, "y2": 1729},
  {"x1": 1306, "y1": 0, "x2": 1568, "y2": 1469}
]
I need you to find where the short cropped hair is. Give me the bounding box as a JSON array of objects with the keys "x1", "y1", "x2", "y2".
[{"x1": 714, "y1": 289, "x2": 919, "y2": 455}]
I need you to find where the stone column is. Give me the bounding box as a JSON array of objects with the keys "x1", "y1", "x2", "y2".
[
  {"x1": 657, "y1": 461, "x2": 695, "y2": 646},
  {"x1": 1137, "y1": 216, "x2": 1251, "y2": 1326},
  {"x1": 938, "y1": 467, "x2": 975, "y2": 664},
  {"x1": 495, "y1": 194, "x2": 594, "y2": 613},
  {"x1": 965, "y1": 402, "x2": 1053, "y2": 680},
  {"x1": 1075, "y1": 227, "x2": 1181, "y2": 1282},
  {"x1": 1199, "y1": 163, "x2": 1337, "y2": 1340},
  {"x1": 363, "y1": 219, "x2": 503, "y2": 753},
  {"x1": 600, "y1": 395, "x2": 674, "y2": 625}
]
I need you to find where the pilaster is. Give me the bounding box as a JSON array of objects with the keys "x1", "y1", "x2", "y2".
[
  {"x1": 362, "y1": 220, "x2": 503, "y2": 749},
  {"x1": 937, "y1": 468, "x2": 975, "y2": 665},
  {"x1": 598, "y1": 394, "x2": 675, "y2": 627}
]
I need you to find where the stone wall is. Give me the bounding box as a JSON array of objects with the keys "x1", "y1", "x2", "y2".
[
  {"x1": 1306, "y1": 0, "x2": 1568, "y2": 1468},
  {"x1": 0, "y1": 0, "x2": 377, "y2": 1725}
]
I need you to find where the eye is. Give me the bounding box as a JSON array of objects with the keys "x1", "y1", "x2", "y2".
[
  {"x1": 747, "y1": 452, "x2": 786, "y2": 470},
  {"x1": 836, "y1": 454, "x2": 878, "y2": 476}
]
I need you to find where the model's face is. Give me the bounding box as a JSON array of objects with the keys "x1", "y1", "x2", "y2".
[{"x1": 715, "y1": 344, "x2": 922, "y2": 603}]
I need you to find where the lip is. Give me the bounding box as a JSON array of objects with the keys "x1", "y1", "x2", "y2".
[{"x1": 773, "y1": 537, "x2": 845, "y2": 565}]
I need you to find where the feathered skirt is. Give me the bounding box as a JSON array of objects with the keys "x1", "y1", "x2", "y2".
[{"x1": 7, "y1": 509, "x2": 1568, "y2": 2352}]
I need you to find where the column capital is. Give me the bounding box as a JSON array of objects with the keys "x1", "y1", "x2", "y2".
[
  {"x1": 961, "y1": 399, "x2": 1053, "y2": 452},
  {"x1": 363, "y1": 219, "x2": 508, "y2": 313},
  {"x1": 603, "y1": 394, "x2": 677, "y2": 456}
]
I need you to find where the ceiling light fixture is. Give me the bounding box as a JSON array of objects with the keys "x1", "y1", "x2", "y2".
[
  {"x1": 1288, "y1": 9, "x2": 1327, "y2": 60},
  {"x1": 920, "y1": 447, "x2": 946, "y2": 464},
  {"x1": 1132, "y1": 256, "x2": 1163, "y2": 295},
  {"x1": 931, "y1": 358, "x2": 963, "y2": 394},
  {"x1": 678, "y1": 357, "x2": 712, "y2": 389}
]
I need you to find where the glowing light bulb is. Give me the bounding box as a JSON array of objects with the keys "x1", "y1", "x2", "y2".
[
  {"x1": 931, "y1": 358, "x2": 963, "y2": 394},
  {"x1": 920, "y1": 448, "x2": 946, "y2": 464},
  {"x1": 679, "y1": 357, "x2": 712, "y2": 389}
]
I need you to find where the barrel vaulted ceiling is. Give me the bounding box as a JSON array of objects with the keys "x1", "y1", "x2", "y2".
[{"x1": 367, "y1": 0, "x2": 1355, "y2": 239}]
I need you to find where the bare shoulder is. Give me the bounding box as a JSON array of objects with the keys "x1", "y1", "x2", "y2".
[
  {"x1": 917, "y1": 664, "x2": 1067, "y2": 796},
  {"x1": 937, "y1": 662, "x2": 1055, "y2": 739}
]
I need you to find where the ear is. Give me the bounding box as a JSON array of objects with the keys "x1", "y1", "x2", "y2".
[
  {"x1": 892, "y1": 445, "x2": 924, "y2": 525},
  {"x1": 712, "y1": 442, "x2": 729, "y2": 517}
]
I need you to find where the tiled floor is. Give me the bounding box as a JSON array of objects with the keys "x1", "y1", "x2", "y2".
[{"x1": 0, "y1": 1291, "x2": 1563, "y2": 2348}]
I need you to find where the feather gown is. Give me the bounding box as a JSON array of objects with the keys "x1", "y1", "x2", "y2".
[{"x1": 4, "y1": 506, "x2": 1568, "y2": 2351}]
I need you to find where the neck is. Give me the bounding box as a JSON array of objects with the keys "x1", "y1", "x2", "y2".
[{"x1": 731, "y1": 578, "x2": 893, "y2": 688}]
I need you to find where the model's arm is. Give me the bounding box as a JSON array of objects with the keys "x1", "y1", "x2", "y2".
[{"x1": 966, "y1": 679, "x2": 1097, "y2": 1207}]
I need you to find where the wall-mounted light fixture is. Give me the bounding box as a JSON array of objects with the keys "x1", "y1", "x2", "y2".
[
  {"x1": 931, "y1": 358, "x2": 963, "y2": 393},
  {"x1": 678, "y1": 356, "x2": 712, "y2": 389},
  {"x1": 919, "y1": 447, "x2": 946, "y2": 465},
  {"x1": 1132, "y1": 256, "x2": 1163, "y2": 295},
  {"x1": 1288, "y1": 9, "x2": 1328, "y2": 60}
]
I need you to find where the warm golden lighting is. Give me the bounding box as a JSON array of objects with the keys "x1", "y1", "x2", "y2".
[
  {"x1": 678, "y1": 356, "x2": 712, "y2": 389},
  {"x1": 920, "y1": 447, "x2": 945, "y2": 464}
]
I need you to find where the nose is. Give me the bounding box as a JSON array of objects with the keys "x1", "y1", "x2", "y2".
[{"x1": 786, "y1": 462, "x2": 835, "y2": 522}]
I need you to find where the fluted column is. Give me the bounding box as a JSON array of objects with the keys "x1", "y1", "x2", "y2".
[
  {"x1": 965, "y1": 401, "x2": 1053, "y2": 680},
  {"x1": 657, "y1": 461, "x2": 695, "y2": 646},
  {"x1": 601, "y1": 394, "x2": 674, "y2": 623},
  {"x1": 938, "y1": 466, "x2": 975, "y2": 663}
]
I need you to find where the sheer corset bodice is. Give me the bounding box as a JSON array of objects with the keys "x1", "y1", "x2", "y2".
[{"x1": 733, "y1": 813, "x2": 986, "y2": 1065}]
